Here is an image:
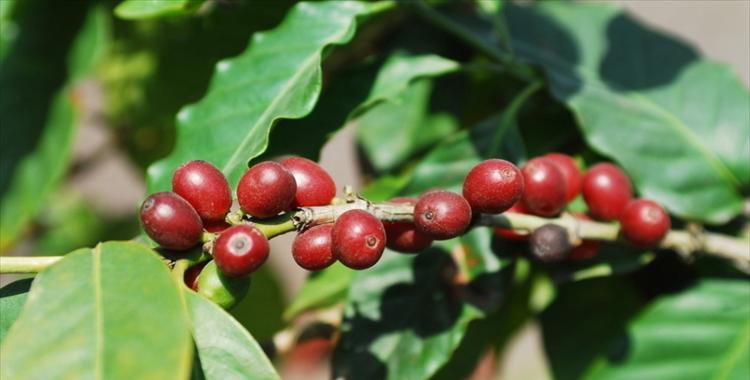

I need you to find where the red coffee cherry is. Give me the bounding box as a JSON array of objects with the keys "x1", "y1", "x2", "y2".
[
  {"x1": 172, "y1": 160, "x2": 232, "y2": 223},
  {"x1": 332, "y1": 210, "x2": 386, "y2": 269},
  {"x1": 568, "y1": 213, "x2": 600, "y2": 260},
  {"x1": 544, "y1": 153, "x2": 582, "y2": 202},
  {"x1": 582, "y1": 163, "x2": 633, "y2": 221},
  {"x1": 140, "y1": 192, "x2": 203, "y2": 250},
  {"x1": 184, "y1": 261, "x2": 208, "y2": 291},
  {"x1": 292, "y1": 224, "x2": 336, "y2": 271},
  {"x1": 620, "y1": 199, "x2": 670, "y2": 247},
  {"x1": 521, "y1": 157, "x2": 567, "y2": 217},
  {"x1": 213, "y1": 224, "x2": 270, "y2": 277},
  {"x1": 494, "y1": 201, "x2": 530, "y2": 241},
  {"x1": 281, "y1": 157, "x2": 336, "y2": 207},
  {"x1": 414, "y1": 191, "x2": 472, "y2": 240},
  {"x1": 383, "y1": 197, "x2": 433, "y2": 253},
  {"x1": 237, "y1": 161, "x2": 297, "y2": 218},
  {"x1": 463, "y1": 159, "x2": 524, "y2": 214},
  {"x1": 204, "y1": 221, "x2": 231, "y2": 233}
]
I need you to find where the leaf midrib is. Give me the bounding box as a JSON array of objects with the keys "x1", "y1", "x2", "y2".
[
  {"x1": 92, "y1": 245, "x2": 103, "y2": 380},
  {"x1": 509, "y1": 38, "x2": 741, "y2": 188},
  {"x1": 712, "y1": 321, "x2": 750, "y2": 380}
]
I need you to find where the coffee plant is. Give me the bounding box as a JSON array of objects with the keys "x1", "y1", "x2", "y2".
[{"x1": 0, "y1": 1, "x2": 748, "y2": 379}]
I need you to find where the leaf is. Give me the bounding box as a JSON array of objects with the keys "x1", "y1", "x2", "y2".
[
  {"x1": 114, "y1": 0, "x2": 204, "y2": 20},
  {"x1": 0, "y1": 278, "x2": 32, "y2": 343},
  {"x1": 332, "y1": 250, "x2": 485, "y2": 380},
  {"x1": 0, "y1": 1, "x2": 108, "y2": 252},
  {"x1": 541, "y1": 276, "x2": 645, "y2": 380},
  {"x1": 229, "y1": 265, "x2": 286, "y2": 341},
  {"x1": 584, "y1": 279, "x2": 750, "y2": 380},
  {"x1": 400, "y1": 109, "x2": 527, "y2": 195},
  {"x1": 185, "y1": 290, "x2": 280, "y2": 380},
  {"x1": 284, "y1": 262, "x2": 354, "y2": 320},
  {"x1": 0, "y1": 242, "x2": 193, "y2": 380},
  {"x1": 357, "y1": 80, "x2": 458, "y2": 173},
  {"x1": 504, "y1": 3, "x2": 749, "y2": 223},
  {"x1": 547, "y1": 242, "x2": 655, "y2": 283},
  {"x1": 146, "y1": 1, "x2": 392, "y2": 193},
  {"x1": 541, "y1": 277, "x2": 750, "y2": 380},
  {"x1": 353, "y1": 52, "x2": 459, "y2": 117}
]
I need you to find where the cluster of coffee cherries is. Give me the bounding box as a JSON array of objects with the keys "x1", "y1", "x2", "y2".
[
  {"x1": 478, "y1": 154, "x2": 671, "y2": 262},
  {"x1": 140, "y1": 153, "x2": 670, "y2": 306}
]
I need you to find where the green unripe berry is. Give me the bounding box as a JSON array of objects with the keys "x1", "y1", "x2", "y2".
[{"x1": 196, "y1": 260, "x2": 251, "y2": 309}]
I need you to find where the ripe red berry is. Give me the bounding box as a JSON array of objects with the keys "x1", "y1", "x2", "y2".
[
  {"x1": 463, "y1": 159, "x2": 524, "y2": 214},
  {"x1": 332, "y1": 210, "x2": 386, "y2": 269},
  {"x1": 521, "y1": 157, "x2": 567, "y2": 217},
  {"x1": 620, "y1": 199, "x2": 670, "y2": 247},
  {"x1": 414, "y1": 191, "x2": 472, "y2": 240},
  {"x1": 292, "y1": 224, "x2": 336, "y2": 271},
  {"x1": 184, "y1": 261, "x2": 208, "y2": 291},
  {"x1": 140, "y1": 192, "x2": 203, "y2": 250},
  {"x1": 204, "y1": 221, "x2": 231, "y2": 233},
  {"x1": 544, "y1": 153, "x2": 582, "y2": 202},
  {"x1": 213, "y1": 224, "x2": 270, "y2": 277},
  {"x1": 494, "y1": 201, "x2": 530, "y2": 241},
  {"x1": 172, "y1": 160, "x2": 232, "y2": 223},
  {"x1": 383, "y1": 197, "x2": 433, "y2": 253},
  {"x1": 281, "y1": 157, "x2": 336, "y2": 207},
  {"x1": 568, "y1": 213, "x2": 600, "y2": 260},
  {"x1": 237, "y1": 161, "x2": 297, "y2": 218},
  {"x1": 582, "y1": 163, "x2": 633, "y2": 221}
]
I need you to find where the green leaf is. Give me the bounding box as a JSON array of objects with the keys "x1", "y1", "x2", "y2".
[
  {"x1": 230, "y1": 265, "x2": 286, "y2": 341},
  {"x1": 400, "y1": 110, "x2": 527, "y2": 195},
  {"x1": 584, "y1": 279, "x2": 750, "y2": 380},
  {"x1": 357, "y1": 80, "x2": 459, "y2": 173},
  {"x1": 332, "y1": 250, "x2": 485, "y2": 380},
  {"x1": 547, "y1": 243, "x2": 655, "y2": 283},
  {"x1": 0, "y1": 278, "x2": 32, "y2": 343},
  {"x1": 114, "y1": 0, "x2": 203, "y2": 20},
  {"x1": 284, "y1": 262, "x2": 354, "y2": 321},
  {"x1": 0, "y1": 1, "x2": 108, "y2": 251},
  {"x1": 147, "y1": 1, "x2": 392, "y2": 193},
  {"x1": 353, "y1": 52, "x2": 459, "y2": 117},
  {"x1": 185, "y1": 290, "x2": 280, "y2": 380},
  {"x1": 0, "y1": 242, "x2": 193, "y2": 380},
  {"x1": 505, "y1": 3, "x2": 749, "y2": 223}
]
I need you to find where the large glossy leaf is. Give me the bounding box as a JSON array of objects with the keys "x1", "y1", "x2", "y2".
[
  {"x1": 0, "y1": 242, "x2": 192, "y2": 380},
  {"x1": 185, "y1": 290, "x2": 280, "y2": 380},
  {"x1": 115, "y1": 0, "x2": 204, "y2": 20},
  {"x1": 146, "y1": 1, "x2": 392, "y2": 192},
  {"x1": 0, "y1": 278, "x2": 31, "y2": 343},
  {"x1": 585, "y1": 279, "x2": 750, "y2": 380},
  {"x1": 0, "y1": 2, "x2": 108, "y2": 252},
  {"x1": 542, "y1": 277, "x2": 750, "y2": 380},
  {"x1": 284, "y1": 262, "x2": 354, "y2": 321},
  {"x1": 504, "y1": 3, "x2": 750, "y2": 223}
]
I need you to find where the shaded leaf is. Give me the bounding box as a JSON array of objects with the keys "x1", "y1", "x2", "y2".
[
  {"x1": 230, "y1": 265, "x2": 286, "y2": 341},
  {"x1": 0, "y1": 1, "x2": 108, "y2": 251},
  {"x1": 0, "y1": 242, "x2": 192, "y2": 380},
  {"x1": 333, "y1": 250, "x2": 485, "y2": 380},
  {"x1": 115, "y1": 0, "x2": 203, "y2": 20},
  {"x1": 352, "y1": 52, "x2": 459, "y2": 117},
  {"x1": 357, "y1": 80, "x2": 458, "y2": 173},
  {"x1": 505, "y1": 2, "x2": 749, "y2": 223},
  {"x1": 284, "y1": 262, "x2": 354, "y2": 321},
  {"x1": 585, "y1": 279, "x2": 750, "y2": 380},
  {"x1": 186, "y1": 290, "x2": 280, "y2": 380},
  {"x1": 147, "y1": 1, "x2": 392, "y2": 192},
  {"x1": 0, "y1": 278, "x2": 32, "y2": 343}
]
